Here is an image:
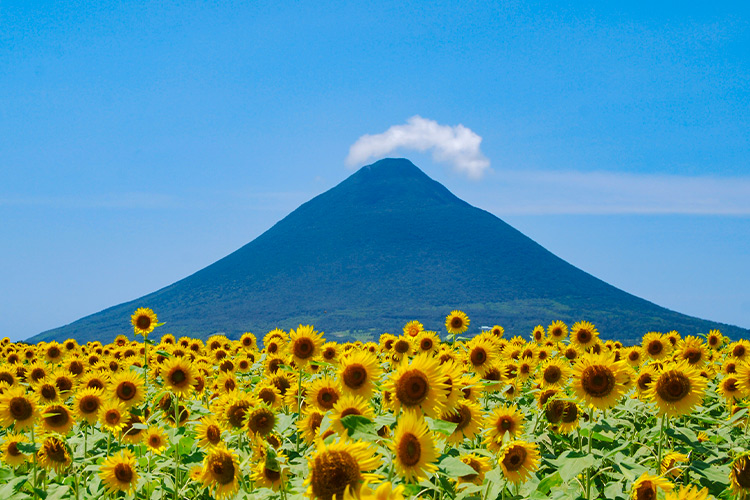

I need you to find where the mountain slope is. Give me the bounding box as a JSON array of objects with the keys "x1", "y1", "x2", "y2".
[{"x1": 29, "y1": 158, "x2": 749, "y2": 344}]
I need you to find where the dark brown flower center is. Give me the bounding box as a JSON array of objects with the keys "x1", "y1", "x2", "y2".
[
  {"x1": 56, "y1": 377, "x2": 73, "y2": 393},
  {"x1": 41, "y1": 384, "x2": 57, "y2": 400},
  {"x1": 734, "y1": 458, "x2": 750, "y2": 488},
  {"x1": 206, "y1": 425, "x2": 221, "y2": 444},
  {"x1": 342, "y1": 365, "x2": 367, "y2": 390},
  {"x1": 310, "y1": 450, "x2": 361, "y2": 500},
  {"x1": 637, "y1": 373, "x2": 653, "y2": 392},
  {"x1": 136, "y1": 315, "x2": 151, "y2": 330},
  {"x1": 209, "y1": 453, "x2": 236, "y2": 485},
  {"x1": 114, "y1": 462, "x2": 134, "y2": 483},
  {"x1": 9, "y1": 397, "x2": 32, "y2": 420},
  {"x1": 44, "y1": 405, "x2": 69, "y2": 428},
  {"x1": 561, "y1": 402, "x2": 578, "y2": 423},
  {"x1": 450, "y1": 317, "x2": 464, "y2": 329},
  {"x1": 227, "y1": 402, "x2": 250, "y2": 429},
  {"x1": 648, "y1": 341, "x2": 663, "y2": 356},
  {"x1": 394, "y1": 340, "x2": 410, "y2": 354},
  {"x1": 635, "y1": 481, "x2": 656, "y2": 500},
  {"x1": 46, "y1": 440, "x2": 67, "y2": 463},
  {"x1": 117, "y1": 382, "x2": 136, "y2": 401},
  {"x1": 47, "y1": 346, "x2": 61, "y2": 359},
  {"x1": 502, "y1": 445, "x2": 527, "y2": 471},
  {"x1": 684, "y1": 348, "x2": 702, "y2": 364},
  {"x1": 656, "y1": 372, "x2": 691, "y2": 402},
  {"x1": 248, "y1": 409, "x2": 275, "y2": 435},
  {"x1": 470, "y1": 347, "x2": 487, "y2": 366},
  {"x1": 317, "y1": 388, "x2": 339, "y2": 410},
  {"x1": 293, "y1": 338, "x2": 314, "y2": 359},
  {"x1": 395, "y1": 370, "x2": 429, "y2": 407},
  {"x1": 543, "y1": 366, "x2": 562, "y2": 384},
  {"x1": 580, "y1": 365, "x2": 615, "y2": 398},
  {"x1": 8, "y1": 442, "x2": 20, "y2": 456},
  {"x1": 577, "y1": 330, "x2": 592, "y2": 344},
  {"x1": 170, "y1": 369, "x2": 187, "y2": 385},
  {"x1": 397, "y1": 433, "x2": 422, "y2": 466}
]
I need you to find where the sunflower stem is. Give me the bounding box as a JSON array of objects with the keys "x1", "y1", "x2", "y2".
[
  {"x1": 31, "y1": 427, "x2": 38, "y2": 500},
  {"x1": 585, "y1": 407, "x2": 594, "y2": 500},
  {"x1": 173, "y1": 394, "x2": 181, "y2": 500},
  {"x1": 656, "y1": 414, "x2": 667, "y2": 474},
  {"x1": 296, "y1": 366, "x2": 303, "y2": 453}
]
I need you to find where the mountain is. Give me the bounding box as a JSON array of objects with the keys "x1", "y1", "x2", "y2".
[{"x1": 29, "y1": 158, "x2": 749, "y2": 345}]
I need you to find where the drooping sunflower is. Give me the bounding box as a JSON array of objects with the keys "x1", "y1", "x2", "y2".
[
  {"x1": 456, "y1": 453, "x2": 492, "y2": 486},
  {"x1": 289, "y1": 325, "x2": 325, "y2": 366},
  {"x1": 306, "y1": 438, "x2": 381, "y2": 500},
  {"x1": 40, "y1": 403, "x2": 75, "y2": 435},
  {"x1": 730, "y1": 454, "x2": 750, "y2": 499},
  {"x1": 445, "y1": 310, "x2": 469, "y2": 335},
  {"x1": 0, "y1": 433, "x2": 29, "y2": 467},
  {"x1": 196, "y1": 416, "x2": 224, "y2": 449},
  {"x1": 338, "y1": 349, "x2": 382, "y2": 399},
  {"x1": 498, "y1": 440, "x2": 540, "y2": 485},
  {"x1": 0, "y1": 385, "x2": 39, "y2": 430},
  {"x1": 330, "y1": 393, "x2": 375, "y2": 437},
  {"x1": 99, "y1": 400, "x2": 128, "y2": 434},
  {"x1": 100, "y1": 449, "x2": 139, "y2": 494},
  {"x1": 484, "y1": 404, "x2": 525, "y2": 452},
  {"x1": 384, "y1": 353, "x2": 448, "y2": 418},
  {"x1": 537, "y1": 358, "x2": 572, "y2": 389},
  {"x1": 200, "y1": 444, "x2": 241, "y2": 500},
  {"x1": 571, "y1": 353, "x2": 629, "y2": 410},
  {"x1": 646, "y1": 361, "x2": 707, "y2": 417},
  {"x1": 547, "y1": 321, "x2": 568, "y2": 342},
  {"x1": 390, "y1": 411, "x2": 438, "y2": 483},
  {"x1": 570, "y1": 321, "x2": 599, "y2": 351},
  {"x1": 661, "y1": 452, "x2": 689, "y2": 478},
  {"x1": 246, "y1": 404, "x2": 277, "y2": 437},
  {"x1": 37, "y1": 435, "x2": 72, "y2": 473},
  {"x1": 160, "y1": 356, "x2": 196, "y2": 398},
  {"x1": 439, "y1": 360, "x2": 465, "y2": 412},
  {"x1": 442, "y1": 400, "x2": 483, "y2": 445},
  {"x1": 143, "y1": 426, "x2": 168, "y2": 454},
  {"x1": 108, "y1": 369, "x2": 145, "y2": 408},
  {"x1": 131, "y1": 307, "x2": 157, "y2": 336},
  {"x1": 631, "y1": 472, "x2": 673, "y2": 500}
]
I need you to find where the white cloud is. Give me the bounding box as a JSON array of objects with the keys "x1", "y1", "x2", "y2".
[
  {"x1": 471, "y1": 169, "x2": 750, "y2": 215},
  {"x1": 346, "y1": 116, "x2": 491, "y2": 179}
]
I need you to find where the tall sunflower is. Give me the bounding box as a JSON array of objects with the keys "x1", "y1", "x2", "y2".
[
  {"x1": 0, "y1": 385, "x2": 39, "y2": 430},
  {"x1": 571, "y1": 353, "x2": 628, "y2": 410},
  {"x1": 547, "y1": 321, "x2": 568, "y2": 342},
  {"x1": 100, "y1": 449, "x2": 139, "y2": 494},
  {"x1": 442, "y1": 400, "x2": 482, "y2": 445},
  {"x1": 160, "y1": 356, "x2": 196, "y2": 398},
  {"x1": 330, "y1": 394, "x2": 375, "y2": 437},
  {"x1": 483, "y1": 405, "x2": 525, "y2": 452},
  {"x1": 642, "y1": 332, "x2": 672, "y2": 361},
  {"x1": 289, "y1": 325, "x2": 325, "y2": 367},
  {"x1": 99, "y1": 400, "x2": 128, "y2": 434},
  {"x1": 570, "y1": 321, "x2": 599, "y2": 351},
  {"x1": 37, "y1": 435, "x2": 72, "y2": 473},
  {"x1": 199, "y1": 445, "x2": 241, "y2": 500},
  {"x1": 465, "y1": 337, "x2": 498, "y2": 376},
  {"x1": 306, "y1": 439, "x2": 381, "y2": 500},
  {"x1": 338, "y1": 349, "x2": 382, "y2": 399},
  {"x1": 0, "y1": 433, "x2": 29, "y2": 467},
  {"x1": 384, "y1": 353, "x2": 448, "y2": 418},
  {"x1": 498, "y1": 440, "x2": 540, "y2": 485},
  {"x1": 131, "y1": 307, "x2": 157, "y2": 336},
  {"x1": 646, "y1": 361, "x2": 707, "y2": 417},
  {"x1": 307, "y1": 376, "x2": 342, "y2": 412},
  {"x1": 108, "y1": 369, "x2": 145, "y2": 408},
  {"x1": 73, "y1": 387, "x2": 104, "y2": 425},
  {"x1": 445, "y1": 310, "x2": 470, "y2": 335},
  {"x1": 403, "y1": 320, "x2": 424, "y2": 338},
  {"x1": 391, "y1": 411, "x2": 439, "y2": 483}
]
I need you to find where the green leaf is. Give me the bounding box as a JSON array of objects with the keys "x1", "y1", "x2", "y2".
[
  {"x1": 532, "y1": 471, "x2": 562, "y2": 497},
  {"x1": 550, "y1": 451, "x2": 599, "y2": 483},
  {"x1": 439, "y1": 456, "x2": 478, "y2": 477},
  {"x1": 16, "y1": 442, "x2": 38, "y2": 454},
  {"x1": 426, "y1": 417, "x2": 458, "y2": 437},
  {"x1": 155, "y1": 350, "x2": 171, "y2": 358},
  {"x1": 340, "y1": 415, "x2": 378, "y2": 440},
  {"x1": 0, "y1": 477, "x2": 27, "y2": 498}
]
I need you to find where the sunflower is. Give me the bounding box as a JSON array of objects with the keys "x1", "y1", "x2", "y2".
[
  {"x1": 298, "y1": 409, "x2": 325, "y2": 445},
  {"x1": 199, "y1": 444, "x2": 241, "y2": 500},
  {"x1": 160, "y1": 356, "x2": 196, "y2": 398},
  {"x1": 40, "y1": 403, "x2": 75, "y2": 435},
  {"x1": 330, "y1": 393, "x2": 375, "y2": 436},
  {"x1": 732, "y1": 340, "x2": 750, "y2": 361},
  {"x1": 339, "y1": 349, "x2": 382, "y2": 399},
  {"x1": 239, "y1": 332, "x2": 257, "y2": 350},
  {"x1": 264, "y1": 354, "x2": 288, "y2": 375},
  {"x1": 251, "y1": 453, "x2": 289, "y2": 491},
  {"x1": 457, "y1": 453, "x2": 492, "y2": 486},
  {"x1": 442, "y1": 400, "x2": 482, "y2": 445},
  {"x1": 108, "y1": 369, "x2": 145, "y2": 408},
  {"x1": 1, "y1": 433, "x2": 29, "y2": 467},
  {"x1": 27, "y1": 362, "x2": 49, "y2": 384},
  {"x1": 571, "y1": 353, "x2": 628, "y2": 410},
  {"x1": 547, "y1": 321, "x2": 568, "y2": 342},
  {"x1": 624, "y1": 346, "x2": 644, "y2": 367},
  {"x1": 306, "y1": 438, "x2": 381, "y2": 500},
  {"x1": 642, "y1": 332, "x2": 672, "y2": 361},
  {"x1": 246, "y1": 405, "x2": 277, "y2": 437},
  {"x1": 631, "y1": 472, "x2": 673, "y2": 500},
  {"x1": 537, "y1": 358, "x2": 572, "y2": 389},
  {"x1": 320, "y1": 341, "x2": 340, "y2": 364},
  {"x1": 0, "y1": 385, "x2": 39, "y2": 430},
  {"x1": 254, "y1": 383, "x2": 282, "y2": 410},
  {"x1": 557, "y1": 400, "x2": 582, "y2": 434},
  {"x1": 646, "y1": 361, "x2": 707, "y2": 417},
  {"x1": 484, "y1": 404, "x2": 525, "y2": 452},
  {"x1": 345, "y1": 481, "x2": 405, "y2": 500},
  {"x1": 217, "y1": 391, "x2": 254, "y2": 430},
  {"x1": 531, "y1": 325, "x2": 546, "y2": 343},
  {"x1": 445, "y1": 310, "x2": 470, "y2": 335},
  {"x1": 0, "y1": 365, "x2": 16, "y2": 387},
  {"x1": 706, "y1": 330, "x2": 724, "y2": 350},
  {"x1": 131, "y1": 307, "x2": 157, "y2": 336},
  {"x1": 37, "y1": 435, "x2": 72, "y2": 473},
  {"x1": 570, "y1": 321, "x2": 599, "y2": 350},
  {"x1": 440, "y1": 360, "x2": 465, "y2": 412},
  {"x1": 403, "y1": 320, "x2": 424, "y2": 338},
  {"x1": 731, "y1": 454, "x2": 750, "y2": 499},
  {"x1": 661, "y1": 452, "x2": 689, "y2": 478},
  {"x1": 196, "y1": 416, "x2": 224, "y2": 449},
  {"x1": 100, "y1": 449, "x2": 139, "y2": 494},
  {"x1": 389, "y1": 411, "x2": 438, "y2": 483},
  {"x1": 42, "y1": 341, "x2": 64, "y2": 364},
  {"x1": 289, "y1": 325, "x2": 325, "y2": 366},
  {"x1": 33, "y1": 378, "x2": 60, "y2": 404},
  {"x1": 563, "y1": 346, "x2": 579, "y2": 362},
  {"x1": 99, "y1": 400, "x2": 128, "y2": 433},
  {"x1": 459, "y1": 372, "x2": 485, "y2": 403},
  {"x1": 51, "y1": 368, "x2": 75, "y2": 396},
  {"x1": 664, "y1": 485, "x2": 711, "y2": 500},
  {"x1": 390, "y1": 336, "x2": 414, "y2": 363},
  {"x1": 384, "y1": 353, "x2": 448, "y2": 418},
  {"x1": 465, "y1": 337, "x2": 497, "y2": 376},
  {"x1": 719, "y1": 375, "x2": 746, "y2": 402},
  {"x1": 498, "y1": 440, "x2": 540, "y2": 485},
  {"x1": 142, "y1": 426, "x2": 168, "y2": 454},
  {"x1": 676, "y1": 336, "x2": 707, "y2": 367},
  {"x1": 71, "y1": 387, "x2": 104, "y2": 425},
  {"x1": 215, "y1": 371, "x2": 238, "y2": 395},
  {"x1": 734, "y1": 362, "x2": 750, "y2": 396}
]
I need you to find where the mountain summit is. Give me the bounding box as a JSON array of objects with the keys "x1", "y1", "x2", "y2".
[{"x1": 30, "y1": 158, "x2": 748, "y2": 344}]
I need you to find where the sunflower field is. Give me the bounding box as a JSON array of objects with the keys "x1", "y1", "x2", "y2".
[{"x1": 0, "y1": 309, "x2": 748, "y2": 500}]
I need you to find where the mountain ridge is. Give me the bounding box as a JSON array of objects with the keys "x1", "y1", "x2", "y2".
[{"x1": 28, "y1": 158, "x2": 749, "y2": 344}]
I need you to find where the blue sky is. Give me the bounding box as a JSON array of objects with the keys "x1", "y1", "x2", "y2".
[{"x1": 1, "y1": 1, "x2": 749, "y2": 341}]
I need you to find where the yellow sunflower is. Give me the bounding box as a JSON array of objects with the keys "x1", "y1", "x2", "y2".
[
  {"x1": 160, "y1": 356, "x2": 196, "y2": 398},
  {"x1": 537, "y1": 358, "x2": 572, "y2": 389},
  {"x1": 143, "y1": 426, "x2": 168, "y2": 454},
  {"x1": 251, "y1": 454, "x2": 289, "y2": 491},
  {"x1": 571, "y1": 353, "x2": 628, "y2": 410},
  {"x1": 307, "y1": 376, "x2": 342, "y2": 412},
  {"x1": 289, "y1": 325, "x2": 325, "y2": 366},
  {"x1": 676, "y1": 336, "x2": 707, "y2": 367},
  {"x1": 37, "y1": 435, "x2": 72, "y2": 473},
  {"x1": 33, "y1": 378, "x2": 60, "y2": 404},
  {"x1": 706, "y1": 330, "x2": 724, "y2": 350},
  {"x1": 631, "y1": 472, "x2": 673, "y2": 500},
  {"x1": 216, "y1": 390, "x2": 254, "y2": 431},
  {"x1": 1, "y1": 433, "x2": 29, "y2": 467},
  {"x1": 108, "y1": 369, "x2": 145, "y2": 408},
  {"x1": 498, "y1": 440, "x2": 540, "y2": 485},
  {"x1": 734, "y1": 362, "x2": 750, "y2": 396},
  {"x1": 457, "y1": 453, "x2": 492, "y2": 486},
  {"x1": 40, "y1": 403, "x2": 75, "y2": 435},
  {"x1": 73, "y1": 387, "x2": 104, "y2": 425},
  {"x1": 131, "y1": 307, "x2": 157, "y2": 336},
  {"x1": 642, "y1": 332, "x2": 672, "y2": 361},
  {"x1": 345, "y1": 481, "x2": 406, "y2": 500},
  {"x1": 624, "y1": 346, "x2": 644, "y2": 367},
  {"x1": 442, "y1": 400, "x2": 483, "y2": 445},
  {"x1": 664, "y1": 485, "x2": 711, "y2": 500},
  {"x1": 256, "y1": 383, "x2": 283, "y2": 410},
  {"x1": 306, "y1": 438, "x2": 381, "y2": 500},
  {"x1": 99, "y1": 400, "x2": 128, "y2": 434},
  {"x1": 661, "y1": 452, "x2": 689, "y2": 478},
  {"x1": 731, "y1": 454, "x2": 750, "y2": 498},
  {"x1": 719, "y1": 375, "x2": 746, "y2": 402},
  {"x1": 0, "y1": 385, "x2": 39, "y2": 430},
  {"x1": 439, "y1": 360, "x2": 465, "y2": 412},
  {"x1": 390, "y1": 411, "x2": 438, "y2": 483},
  {"x1": 646, "y1": 361, "x2": 707, "y2": 417},
  {"x1": 384, "y1": 353, "x2": 448, "y2": 418},
  {"x1": 484, "y1": 404, "x2": 525, "y2": 452},
  {"x1": 570, "y1": 321, "x2": 599, "y2": 350},
  {"x1": 200, "y1": 444, "x2": 241, "y2": 500},
  {"x1": 100, "y1": 449, "x2": 139, "y2": 494},
  {"x1": 465, "y1": 337, "x2": 497, "y2": 376},
  {"x1": 403, "y1": 320, "x2": 424, "y2": 338},
  {"x1": 445, "y1": 310, "x2": 470, "y2": 335},
  {"x1": 331, "y1": 393, "x2": 375, "y2": 437},
  {"x1": 414, "y1": 331, "x2": 441, "y2": 355},
  {"x1": 338, "y1": 349, "x2": 382, "y2": 399},
  {"x1": 298, "y1": 409, "x2": 325, "y2": 445},
  {"x1": 196, "y1": 416, "x2": 224, "y2": 449},
  {"x1": 547, "y1": 321, "x2": 568, "y2": 342},
  {"x1": 245, "y1": 404, "x2": 277, "y2": 437}
]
